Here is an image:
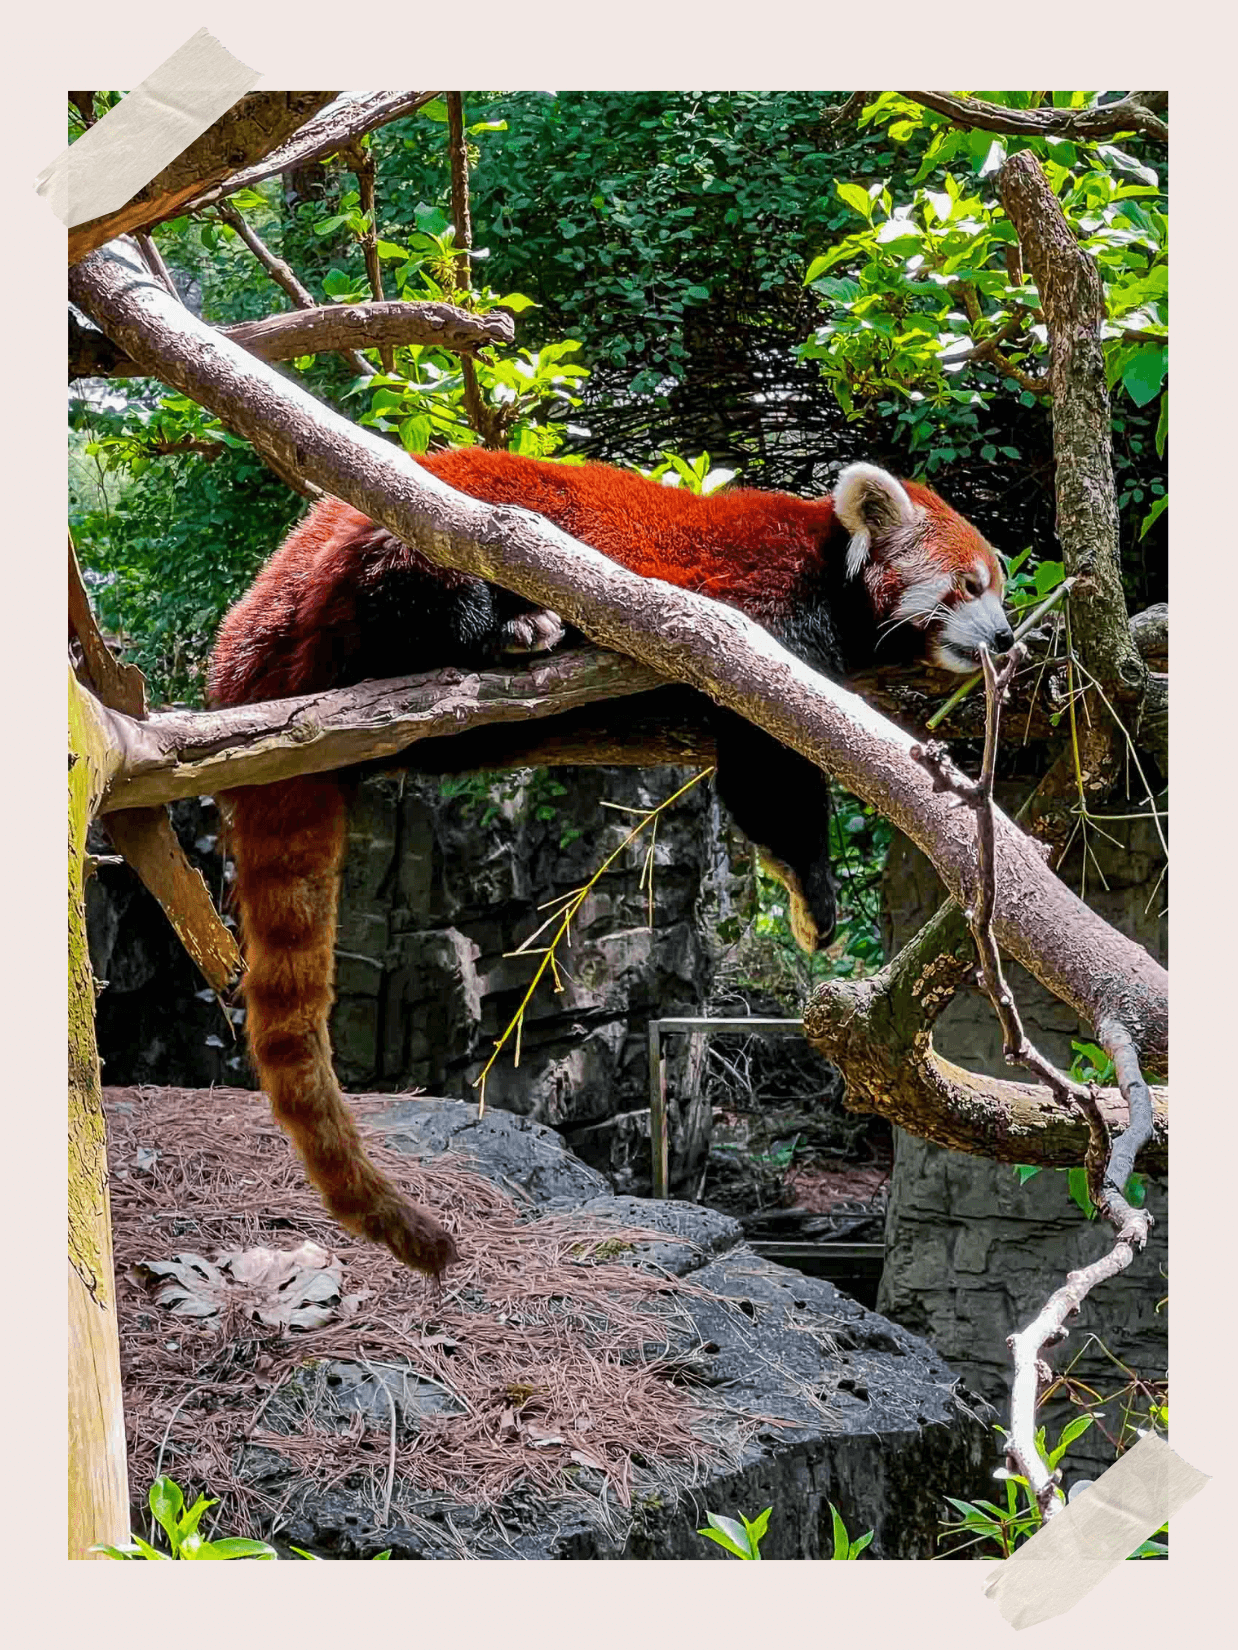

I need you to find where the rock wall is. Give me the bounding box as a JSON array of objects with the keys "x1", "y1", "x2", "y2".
[
  {"x1": 88, "y1": 767, "x2": 723, "y2": 1189},
  {"x1": 876, "y1": 811, "x2": 1168, "y2": 1481}
]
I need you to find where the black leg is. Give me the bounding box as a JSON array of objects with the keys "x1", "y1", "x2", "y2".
[{"x1": 711, "y1": 709, "x2": 837, "y2": 952}]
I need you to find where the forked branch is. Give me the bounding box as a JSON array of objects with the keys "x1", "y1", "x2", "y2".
[{"x1": 911, "y1": 644, "x2": 1153, "y2": 1521}]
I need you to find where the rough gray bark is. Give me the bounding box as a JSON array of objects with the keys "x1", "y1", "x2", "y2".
[
  {"x1": 94, "y1": 649, "x2": 665, "y2": 814},
  {"x1": 69, "y1": 238, "x2": 1168, "y2": 1083},
  {"x1": 999, "y1": 150, "x2": 1149, "y2": 706}
]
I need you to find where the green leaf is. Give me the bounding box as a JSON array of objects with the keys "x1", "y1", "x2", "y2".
[
  {"x1": 148, "y1": 1475, "x2": 185, "y2": 1546},
  {"x1": 698, "y1": 1514, "x2": 754, "y2": 1558},
  {"x1": 419, "y1": 97, "x2": 449, "y2": 123},
  {"x1": 1122, "y1": 346, "x2": 1168, "y2": 407},
  {"x1": 1014, "y1": 1164, "x2": 1042, "y2": 1185},
  {"x1": 1066, "y1": 1167, "x2": 1096, "y2": 1220},
  {"x1": 312, "y1": 214, "x2": 348, "y2": 237},
  {"x1": 1048, "y1": 1414, "x2": 1096, "y2": 1468},
  {"x1": 684, "y1": 284, "x2": 710, "y2": 300},
  {"x1": 130, "y1": 1534, "x2": 171, "y2": 1560},
  {"x1": 849, "y1": 1529, "x2": 875, "y2": 1557},
  {"x1": 495, "y1": 292, "x2": 538, "y2": 313},
  {"x1": 195, "y1": 1537, "x2": 279, "y2": 1560},
  {"x1": 1155, "y1": 392, "x2": 1168, "y2": 458},
  {"x1": 836, "y1": 181, "x2": 873, "y2": 221},
  {"x1": 322, "y1": 268, "x2": 359, "y2": 300},
  {"x1": 1031, "y1": 560, "x2": 1065, "y2": 597},
  {"x1": 1140, "y1": 493, "x2": 1168, "y2": 539},
  {"x1": 414, "y1": 202, "x2": 451, "y2": 236}
]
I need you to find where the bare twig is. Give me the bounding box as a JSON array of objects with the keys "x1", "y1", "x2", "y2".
[
  {"x1": 446, "y1": 92, "x2": 496, "y2": 447},
  {"x1": 215, "y1": 198, "x2": 372, "y2": 379},
  {"x1": 821, "y1": 92, "x2": 870, "y2": 127},
  {"x1": 345, "y1": 142, "x2": 393, "y2": 374},
  {"x1": 911, "y1": 643, "x2": 1152, "y2": 1522},
  {"x1": 134, "y1": 232, "x2": 179, "y2": 300},
  {"x1": 74, "y1": 295, "x2": 512, "y2": 381},
  {"x1": 181, "y1": 92, "x2": 441, "y2": 216}
]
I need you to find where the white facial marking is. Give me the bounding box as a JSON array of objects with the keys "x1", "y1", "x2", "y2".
[
  {"x1": 935, "y1": 590, "x2": 1012, "y2": 669},
  {"x1": 893, "y1": 573, "x2": 952, "y2": 625},
  {"x1": 845, "y1": 529, "x2": 871, "y2": 580},
  {"x1": 974, "y1": 558, "x2": 990, "y2": 591}
]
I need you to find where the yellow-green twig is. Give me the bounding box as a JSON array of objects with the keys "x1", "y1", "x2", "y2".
[{"x1": 474, "y1": 768, "x2": 715, "y2": 1115}]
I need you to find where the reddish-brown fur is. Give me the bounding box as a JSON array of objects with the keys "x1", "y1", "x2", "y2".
[{"x1": 209, "y1": 448, "x2": 1004, "y2": 1276}]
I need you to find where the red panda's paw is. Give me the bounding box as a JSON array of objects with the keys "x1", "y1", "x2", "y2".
[
  {"x1": 500, "y1": 609, "x2": 565, "y2": 656},
  {"x1": 348, "y1": 1193, "x2": 461, "y2": 1279}
]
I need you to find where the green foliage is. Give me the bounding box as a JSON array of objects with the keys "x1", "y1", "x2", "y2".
[
  {"x1": 439, "y1": 769, "x2": 580, "y2": 847},
  {"x1": 93, "y1": 1475, "x2": 277, "y2": 1560},
  {"x1": 634, "y1": 450, "x2": 736, "y2": 494},
  {"x1": 697, "y1": 1505, "x2": 772, "y2": 1559},
  {"x1": 720, "y1": 784, "x2": 891, "y2": 1007},
  {"x1": 799, "y1": 91, "x2": 1167, "y2": 545},
  {"x1": 802, "y1": 97, "x2": 1165, "y2": 457},
  {"x1": 70, "y1": 400, "x2": 302, "y2": 703},
  {"x1": 940, "y1": 1411, "x2": 1168, "y2": 1558},
  {"x1": 828, "y1": 1502, "x2": 875, "y2": 1559},
  {"x1": 377, "y1": 92, "x2": 900, "y2": 396},
  {"x1": 93, "y1": 1475, "x2": 391, "y2": 1559}
]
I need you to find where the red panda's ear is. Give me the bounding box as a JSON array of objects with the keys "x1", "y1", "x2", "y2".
[{"x1": 834, "y1": 463, "x2": 918, "y2": 579}]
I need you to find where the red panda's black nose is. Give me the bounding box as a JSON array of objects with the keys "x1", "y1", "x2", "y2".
[{"x1": 993, "y1": 622, "x2": 1015, "y2": 654}]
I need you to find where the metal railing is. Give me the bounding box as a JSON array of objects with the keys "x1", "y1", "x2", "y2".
[{"x1": 646, "y1": 1015, "x2": 805, "y2": 1198}]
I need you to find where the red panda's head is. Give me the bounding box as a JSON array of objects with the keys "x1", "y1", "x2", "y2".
[{"x1": 833, "y1": 464, "x2": 1013, "y2": 672}]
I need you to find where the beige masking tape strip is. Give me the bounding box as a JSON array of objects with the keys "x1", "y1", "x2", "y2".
[
  {"x1": 984, "y1": 1433, "x2": 1208, "y2": 1629},
  {"x1": 36, "y1": 28, "x2": 257, "y2": 227}
]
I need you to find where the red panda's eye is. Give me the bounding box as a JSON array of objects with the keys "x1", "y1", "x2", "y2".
[{"x1": 963, "y1": 575, "x2": 983, "y2": 599}]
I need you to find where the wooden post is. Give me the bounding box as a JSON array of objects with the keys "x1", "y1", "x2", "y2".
[{"x1": 68, "y1": 669, "x2": 128, "y2": 1557}]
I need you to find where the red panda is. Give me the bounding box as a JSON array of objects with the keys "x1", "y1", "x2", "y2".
[{"x1": 207, "y1": 449, "x2": 1011, "y2": 1276}]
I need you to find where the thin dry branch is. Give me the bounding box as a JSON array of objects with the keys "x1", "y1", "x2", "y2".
[
  {"x1": 345, "y1": 140, "x2": 393, "y2": 374},
  {"x1": 181, "y1": 92, "x2": 441, "y2": 215},
  {"x1": 446, "y1": 92, "x2": 493, "y2": 446},
  {"x1": 91, "y1": 648, "x2": 665, "y2": 814},
  {"x1": 68, "y1": 236, "x2": 1169, "y2": 1079},
  {"x1": 67, "y1": 93, "x2": 337, "y2": 263},
  {"x1": 215, "y1": 199, "x2": 370, "y2": 378},
  {"x1": 900, "y1": 90, "x2": 1168, "y2": 145},
  {"x1": 72, "y1": 297, "x2": 513, "y2": 380},
  {"x1": 911, "y1": 644, "x2": 1152, "y2": 1522}
]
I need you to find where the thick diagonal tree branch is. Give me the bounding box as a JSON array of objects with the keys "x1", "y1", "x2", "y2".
[{"x1": 68, "y1": 237, "x2": 1169, "y2": 1086}]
